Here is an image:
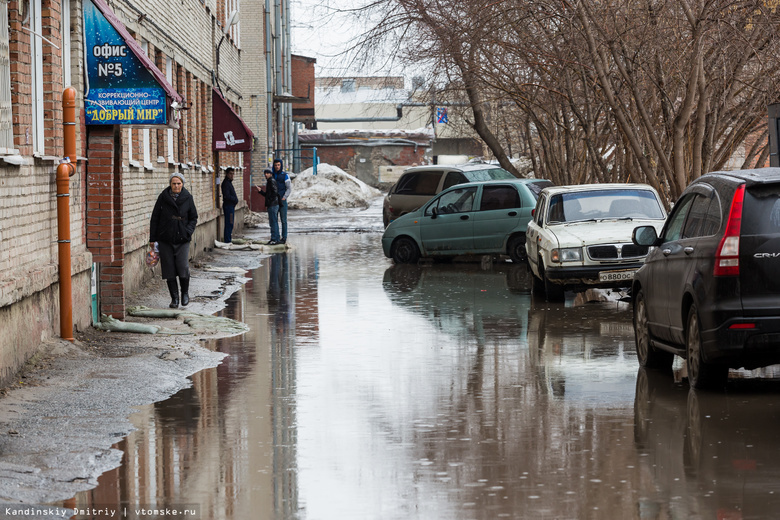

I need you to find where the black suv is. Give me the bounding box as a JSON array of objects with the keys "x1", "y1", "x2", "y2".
[{"x1": 631, "y1": 168, "x2": 780, "y2": 389}]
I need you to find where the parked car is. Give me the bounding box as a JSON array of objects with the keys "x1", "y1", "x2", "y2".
[
  {"x1": 631, "y1": 168, "x2": 780, "y2": 389},
  {"x1": 526, "y1": 184, "x2": 667, "y2": 300},
  {"x1": 382, "y1": 164, "x2": 549, "y2": 227},
  {"x1": 382, "y1": 178, "x2": 552, "y2": 263}
]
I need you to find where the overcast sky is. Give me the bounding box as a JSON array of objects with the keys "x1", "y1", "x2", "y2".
[{"x1": 290, "y1": 0, "x2": 362, "y2": 76}]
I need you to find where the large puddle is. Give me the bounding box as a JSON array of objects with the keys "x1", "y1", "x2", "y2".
[{"x1": 66, "y1": 233, "x2": 780, "y2": 519}]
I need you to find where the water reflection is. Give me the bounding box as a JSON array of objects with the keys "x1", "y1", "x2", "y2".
[
  {"x1": 634, "y1": 369, "x2": 780, "y2": 518},
  {"x1": 65, "y1": 234, "x2": 780, "y2": 519}
]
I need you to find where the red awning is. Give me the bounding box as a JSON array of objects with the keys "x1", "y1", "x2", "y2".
[
  {"x1": 213, "y1": 88, "x2": 254, "y2": 152},
  {"x1": 90, "y1": 0, "x2": 182, "y2": 104}
]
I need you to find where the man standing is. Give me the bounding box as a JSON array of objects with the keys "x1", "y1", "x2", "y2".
[
  {"x1": 272, "y1": 158, "x2": 292, "y2": 244},
  {"x1": 221, "y1": 167, "x2": 239, "y2": 244},
  {"x1": 256, "y1": 168, "x2": 281, "y2": 245}
]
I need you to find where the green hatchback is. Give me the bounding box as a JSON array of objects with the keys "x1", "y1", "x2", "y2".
[{"x1": 382, "y1": 178, "x2": 552, "y2": 263}]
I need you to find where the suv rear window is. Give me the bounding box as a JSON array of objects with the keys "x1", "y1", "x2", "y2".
[
  {"x1": 527, "y1": 180, "x2": 554, "y2": 200},
  {"x1": 742, "y1": 185, "x2": 780, "y2": 235},
  {"x1": 394, "y1": 171, "x2": 442, "y2": 196}
]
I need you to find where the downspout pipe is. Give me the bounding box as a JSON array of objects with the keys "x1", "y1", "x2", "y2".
[
  {"x1": 265, "y1": 0, "x2": 273, "y2": 160},
  {"x1": 57, "y1": 87, "x2": 77, "y2": 342}
]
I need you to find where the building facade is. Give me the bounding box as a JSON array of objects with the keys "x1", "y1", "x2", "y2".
[{"x1": 0, "y1": 0, "x2": 296, "y2": 385}]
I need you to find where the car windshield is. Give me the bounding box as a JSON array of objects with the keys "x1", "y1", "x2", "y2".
[
  {"x1": 547, "y1": 189, "x2": 665, "y2": 223},
  {"x1": 463, "y1": 168, "x2": 516, "y2": 182}
]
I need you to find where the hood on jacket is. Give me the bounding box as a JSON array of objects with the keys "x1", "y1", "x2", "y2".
[{"x1": 273, "y1": 158, "x2": 284, "y2": 171}]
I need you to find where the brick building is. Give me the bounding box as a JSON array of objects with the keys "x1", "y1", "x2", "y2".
[{"x1": 0, "y1": 0, "x2": 297, "y2": 385}]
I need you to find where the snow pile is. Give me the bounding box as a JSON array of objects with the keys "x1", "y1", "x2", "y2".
[{"x1": 288, "y1": 163, "x2": 382, "y2": 210}]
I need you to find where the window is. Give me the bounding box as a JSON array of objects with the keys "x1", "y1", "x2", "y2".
[
  {"x1": 480, "y1": 185, "x2": 521, "y2": 211},
  {"x1": 442, "y1": 171, "x2": 467, "y2": 190},
  {"x1": 140, "y1": 40, "x2": 152, "y2": 169},
  {"x1": 30, "y1": 0, "x2": 44, "y2": 154},
  {"x1": 426, "y1": 187, "x2": 477, "y2": 215},
  {"x1": 62, "y1": 0, "x2": 71, "y2": 88},
  {"x1": 395, "y1": 172, "x2": 442, "y2": 196},
  {"x1": 682, "y1": 194, "x2": 718, "y2": 238},
  {"x1": 662, "y1": 195, "x2": 695, "y2": 243},
  {"x1": 0, "y1": 1, "x2": 12, "y2": 151}
]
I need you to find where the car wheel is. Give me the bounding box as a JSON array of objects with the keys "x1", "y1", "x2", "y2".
[
  {"x1": 537, "y1": 257, "x2": 564, "y2": 301},
  {"x1": 634, "y1": 289, "x2": 673, "y2": 369},
  {"x1": 686, "y1": 305, "x2": 728, "y2": 390},
  {"x1": 391, "y1": 237, "x2": 421, "y2": 264},
  {"x1": 508, "y1": 235, "x2": 527, "y2": 263}
]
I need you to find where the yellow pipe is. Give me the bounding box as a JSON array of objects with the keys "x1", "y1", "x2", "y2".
[{"x1": 57, "y1": 87, "x2": 77, "y2": 341}]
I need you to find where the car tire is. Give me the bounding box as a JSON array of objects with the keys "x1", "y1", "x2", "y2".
[
  {"x1": 391, "y1": 237, "x2": 421, "y2": 264},
  {"x1": 508, "y1": 235, "x2": 527, "y2": 263},
  {"x1": 536, "y1": 257, "x2": 564, "y2": 301},
  {"x1": 634, "y1": 289, "x2": 673, "y2": 369},
  {"x1": 686, "y1": 305, "x2": 728, "y2": 390}
]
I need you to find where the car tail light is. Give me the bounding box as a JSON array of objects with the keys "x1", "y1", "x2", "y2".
[
  {"x1": 728, "y1": 323, "x2": 756, "y2": 330},
  {"x1": 714, "y1": 184, "x2": 745, "y2": 277}
]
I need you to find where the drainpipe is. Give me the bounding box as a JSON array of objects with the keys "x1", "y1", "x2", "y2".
[
  {"x1": 265, "y1": 0, "x2": 273, "y2": 161},
  {"x1": 274, "y1": 0, "x2": 283, "y2": 152},
  {"x1": 57, "y1": 87, "x2": 77, "y2": 342}
]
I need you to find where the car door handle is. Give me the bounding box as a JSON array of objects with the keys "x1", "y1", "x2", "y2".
[
  {"x1": 460, "y1": 215, "x2": 469, "y2": 220},
  {"x1": 508, "y1": 211, "x2": 517, "y2": 217},
  {"x1": 684, "y1": 246, "x2": 694, "y2": 255},
  {"x1": 662, "y1": 248, "x2": 672, "y2": 256}
]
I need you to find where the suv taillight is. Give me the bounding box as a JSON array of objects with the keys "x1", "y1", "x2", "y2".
[{"x1": 714, "y1": 184, "x2": 745, "y2": 277}]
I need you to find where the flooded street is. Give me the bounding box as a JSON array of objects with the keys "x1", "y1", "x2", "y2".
[{"x1": 67, "y1": 205, "x2": 780, "y2": 519}]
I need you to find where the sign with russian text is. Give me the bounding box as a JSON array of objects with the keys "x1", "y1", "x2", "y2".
[{"x1": 83, "y1": 0, "x2": 167, "y2": 125}]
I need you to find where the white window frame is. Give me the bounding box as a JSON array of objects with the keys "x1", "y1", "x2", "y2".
[
  {"x1": 140, "y1": 39, "x2": 152, "y2": 169},
  {"x1": 0, "y1": 1, "x2": 14, "y2": 152},
  {"x1": 62, "y1": 0, "x2": 71, "y2": 88},
  {"x1": 30, "y1": 0, "x2": 44, "y2": 155}
]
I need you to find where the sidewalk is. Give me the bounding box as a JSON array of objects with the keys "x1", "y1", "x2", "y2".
[{"x1": 0, "y1": 245, "x2": 266, "y2": 508}]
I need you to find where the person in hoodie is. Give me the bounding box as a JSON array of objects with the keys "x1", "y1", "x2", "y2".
[
  {"x1": 256, "y1": 168, "x2": 281, "y2": 245},
  {"x1": 272, "y1": 158, "x2": 292, "y2": 244},
  {"x1": 221, "y1": 167, "x2": 239, "y2": 243},
  {"x1": 149, "y1": 172, "x2": 198, "y2": 308}
]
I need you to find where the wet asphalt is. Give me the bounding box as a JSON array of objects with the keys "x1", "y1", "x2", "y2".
[{"x1": 9, "y1": 198, "x2": 780, "y2": 519}]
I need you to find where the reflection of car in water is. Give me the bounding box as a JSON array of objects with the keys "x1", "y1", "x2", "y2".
[
  {"x1": 527, "y1": 298, "x2": 637, "y2": 402},
  {"x1": 382, "y1": 263, "x2": 531, "y2": 342},
  {"x1": 634, "y1": 369, "x2": 780, "y2": 518}
]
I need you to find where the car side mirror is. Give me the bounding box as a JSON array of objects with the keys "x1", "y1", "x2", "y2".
[
  {"x1": 430, "y1": 207, "x2": 438, "y2": 219},
  {"x1": 632, "y1": 226, "x2": 658, "y2": 246}
]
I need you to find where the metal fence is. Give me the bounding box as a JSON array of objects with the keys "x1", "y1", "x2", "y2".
[{"x1": 274, "y1": 147, "x2": 319, "y2": 175}]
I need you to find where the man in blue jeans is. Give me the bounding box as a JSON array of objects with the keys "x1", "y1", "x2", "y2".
[
  {"x1": 256, "y1": 169, "x2": 281, "y2": 245},
  {"x1": 221, "y1": 167, "x2": 238, "y2": 243},
  {"x1": 272, "y1": 158, "x2": 292, "y2": 244}
]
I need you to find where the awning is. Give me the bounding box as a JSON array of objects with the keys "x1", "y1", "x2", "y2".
[
  {"x1": 213, "y1": 88, "x2": 254, "y2": 152},
  {"x1": 83, "y1": 0, "x2": 182, "y2": 126}
]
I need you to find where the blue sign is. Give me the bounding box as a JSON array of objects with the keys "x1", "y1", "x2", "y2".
[
  {"x1": 83, "y1": 0, "x2": 167, "y2": 125},
  {"x1": 437, "y1": 107, "x2": 448, "y2": 124}
]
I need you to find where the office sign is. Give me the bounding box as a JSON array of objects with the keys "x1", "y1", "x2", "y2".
[{"x1": 83, "y1": 0, "x2": 173, "y2": 125}]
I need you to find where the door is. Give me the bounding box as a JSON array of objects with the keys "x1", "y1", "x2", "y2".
[
  {"x1": 526, "y1": 195, "x2": 548, "y2": 275},
  {"x1": 419, "y1": 186, "x2": 478, "y2": 253},
  {"x1": 472, "y1": 184, "x2": 526, "y2": 251}
]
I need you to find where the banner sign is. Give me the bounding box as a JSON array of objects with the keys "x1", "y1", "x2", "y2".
[{"x1": 83, "y1": 0, "x2": 168, "y2": 125}]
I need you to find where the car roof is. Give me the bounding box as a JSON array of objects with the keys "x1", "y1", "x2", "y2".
[
  {"x1": 698, "y1": 167, "x2": 780, "y2": 187},
  {"x1": 403, "y1": 163, "x2": 509, "y2": 173},
  {"x1": 441, "y1": 178, "x2": 548, "y2": 189},
  {"x1": 541, "y1": 183, "x2": 659, "y2": 196}
]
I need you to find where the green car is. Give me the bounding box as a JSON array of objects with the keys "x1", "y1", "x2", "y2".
[{"x1": 382, "y1": 178, "x2": 552, "y2": 264}]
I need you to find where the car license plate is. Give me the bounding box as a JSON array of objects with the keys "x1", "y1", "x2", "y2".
[{"x1": 599, "y1": 270, "x2": 636, "y2": 282}]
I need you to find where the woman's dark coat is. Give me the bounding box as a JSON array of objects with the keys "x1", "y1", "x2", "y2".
[{"x1": 149, "y1": 187, "x2": 198, "y2": 245}]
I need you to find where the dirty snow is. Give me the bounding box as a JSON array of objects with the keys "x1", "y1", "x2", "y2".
[{"x1": 287, "y1": 163, "x2": 383, "y2": 210}]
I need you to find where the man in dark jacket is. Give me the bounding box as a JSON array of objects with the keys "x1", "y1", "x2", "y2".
[
  {"x1": 256, "y1": 168, "x2": 281, "y2": 245},
  {"x1": 149, "y1": 172, "x2": 198, "y2": 307},
  {"x1": 272, "y1": 158, "x2": 292, "y2": 244},
  {"x1": 221, "y1": 167, "x2": 239, "y2": 243}
]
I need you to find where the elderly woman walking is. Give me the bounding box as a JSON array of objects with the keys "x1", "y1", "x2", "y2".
[{"x1": 149, "y1": 172, "x2": 198, "y2": 308}]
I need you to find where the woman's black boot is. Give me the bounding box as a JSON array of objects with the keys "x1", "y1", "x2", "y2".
[
  {"x1": 180, "y1": 277, "x2": 190, "y2": 306},
  {"x1": 167, "y1": 279, "x2": 179, "y2": 308}
]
